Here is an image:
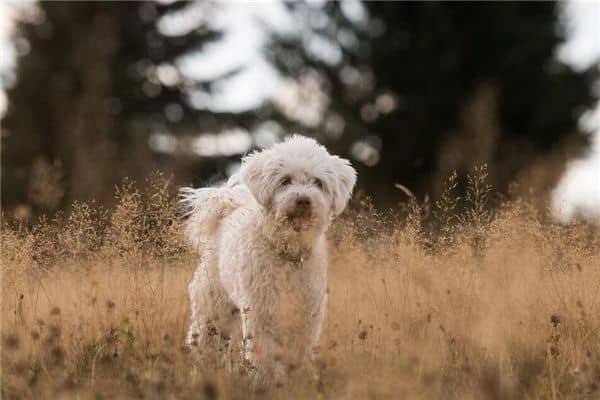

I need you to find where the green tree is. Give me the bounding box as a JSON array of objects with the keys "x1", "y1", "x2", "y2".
[{"x1": 1, "y1": 1, "x2": 211, "y2": 208}]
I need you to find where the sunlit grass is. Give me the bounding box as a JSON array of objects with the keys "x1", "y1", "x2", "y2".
[{"x1": 1, "y1": 172, "x2": 599, "y2": 399}]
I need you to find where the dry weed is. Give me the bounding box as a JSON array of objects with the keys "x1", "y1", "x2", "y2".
[{"x1": 1, "y1": 171, "x2": 599, "y2": 399}]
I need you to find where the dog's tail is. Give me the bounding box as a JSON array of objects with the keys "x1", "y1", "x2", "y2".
[{"x1": 179, "y1": 174, "x2": 249, "y2": 251}]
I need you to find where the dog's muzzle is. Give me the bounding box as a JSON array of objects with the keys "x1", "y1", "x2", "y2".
[{"x1": 288, "y1": 196, "x2": 312, "y2": 232}]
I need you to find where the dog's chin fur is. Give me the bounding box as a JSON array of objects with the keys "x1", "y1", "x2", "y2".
[{"x1": 180, "y1": 135, "x2": 356, "y2": 385}]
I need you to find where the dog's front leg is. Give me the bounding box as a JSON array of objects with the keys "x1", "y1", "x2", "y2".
[
  {"x1": 306, "y1": 292, "x2": 327, "y2": 364},
  {"x1": 241, "y1": 315, "x2": 288, "y2": 387}
]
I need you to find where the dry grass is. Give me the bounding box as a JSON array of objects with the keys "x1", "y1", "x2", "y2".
[{"x1": 1, "y1": 172, "x2": 599, "y2": 399}]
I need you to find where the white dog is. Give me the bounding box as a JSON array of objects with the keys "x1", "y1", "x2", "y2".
[{"x1": 180, "y1": 135, "x2": 356, "y2": 384}]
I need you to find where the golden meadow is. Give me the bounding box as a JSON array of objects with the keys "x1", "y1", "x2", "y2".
[{"x1": 1, "y1": 171, "x2": 599, "y2": 399}]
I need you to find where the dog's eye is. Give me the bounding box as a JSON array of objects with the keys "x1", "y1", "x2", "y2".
[
  {"x1": 314, "y1": 178, "x2": 324, "y2": 190},
  {"x1": 280, "y1": 176, "x2": 292, "y2": 186}
]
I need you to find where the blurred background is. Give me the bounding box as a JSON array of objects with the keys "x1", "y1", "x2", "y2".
[{"x1": 1, "y1": 0, "x2": 598, "y2": 222}]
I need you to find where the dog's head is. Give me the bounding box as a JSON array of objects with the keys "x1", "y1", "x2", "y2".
[{"x1": 241, "y1": 135, "x2": 356, "y2": 235}]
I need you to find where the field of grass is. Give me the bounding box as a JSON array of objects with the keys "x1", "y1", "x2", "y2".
[{"x1": 1, "y1": 173, "x2": 599, "y2": 399}]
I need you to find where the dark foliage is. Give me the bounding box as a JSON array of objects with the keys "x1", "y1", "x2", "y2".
[{"x1": 1, "y1": 1, "x2": 595, "y2": 211}]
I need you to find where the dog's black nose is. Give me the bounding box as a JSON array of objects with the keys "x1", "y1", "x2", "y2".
[{"x1": 295, "y1": 196, "x2": 311, "y2": 209}]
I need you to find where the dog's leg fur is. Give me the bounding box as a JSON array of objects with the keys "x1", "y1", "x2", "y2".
[
  {"x1": 241, "y1": 313, "x2": 287, "y2": 386},
  {"x1": 186, "y1": 255, "x2": 240, "y2": 371}
]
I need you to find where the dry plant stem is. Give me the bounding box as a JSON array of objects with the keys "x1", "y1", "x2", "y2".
[{"x1": 1, "y1": 173, "x2": 599, "y2": 399}]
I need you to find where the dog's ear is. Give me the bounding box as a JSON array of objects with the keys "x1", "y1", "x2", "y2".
[
  {"x1": 329, "y1": 155, "x2": 357, "y2": 217},
  {"x1": 240, "y1": 149, "x2": 278, "y2": 207}
]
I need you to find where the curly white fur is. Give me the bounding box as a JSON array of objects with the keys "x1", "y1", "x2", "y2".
[{"x1": 180, "y1": 135, "x2": 356, "y2": 385}]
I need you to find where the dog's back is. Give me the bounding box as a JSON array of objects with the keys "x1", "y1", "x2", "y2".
[{"x1": 179, "y1": 174, "x2": 253, "y2": 251}]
